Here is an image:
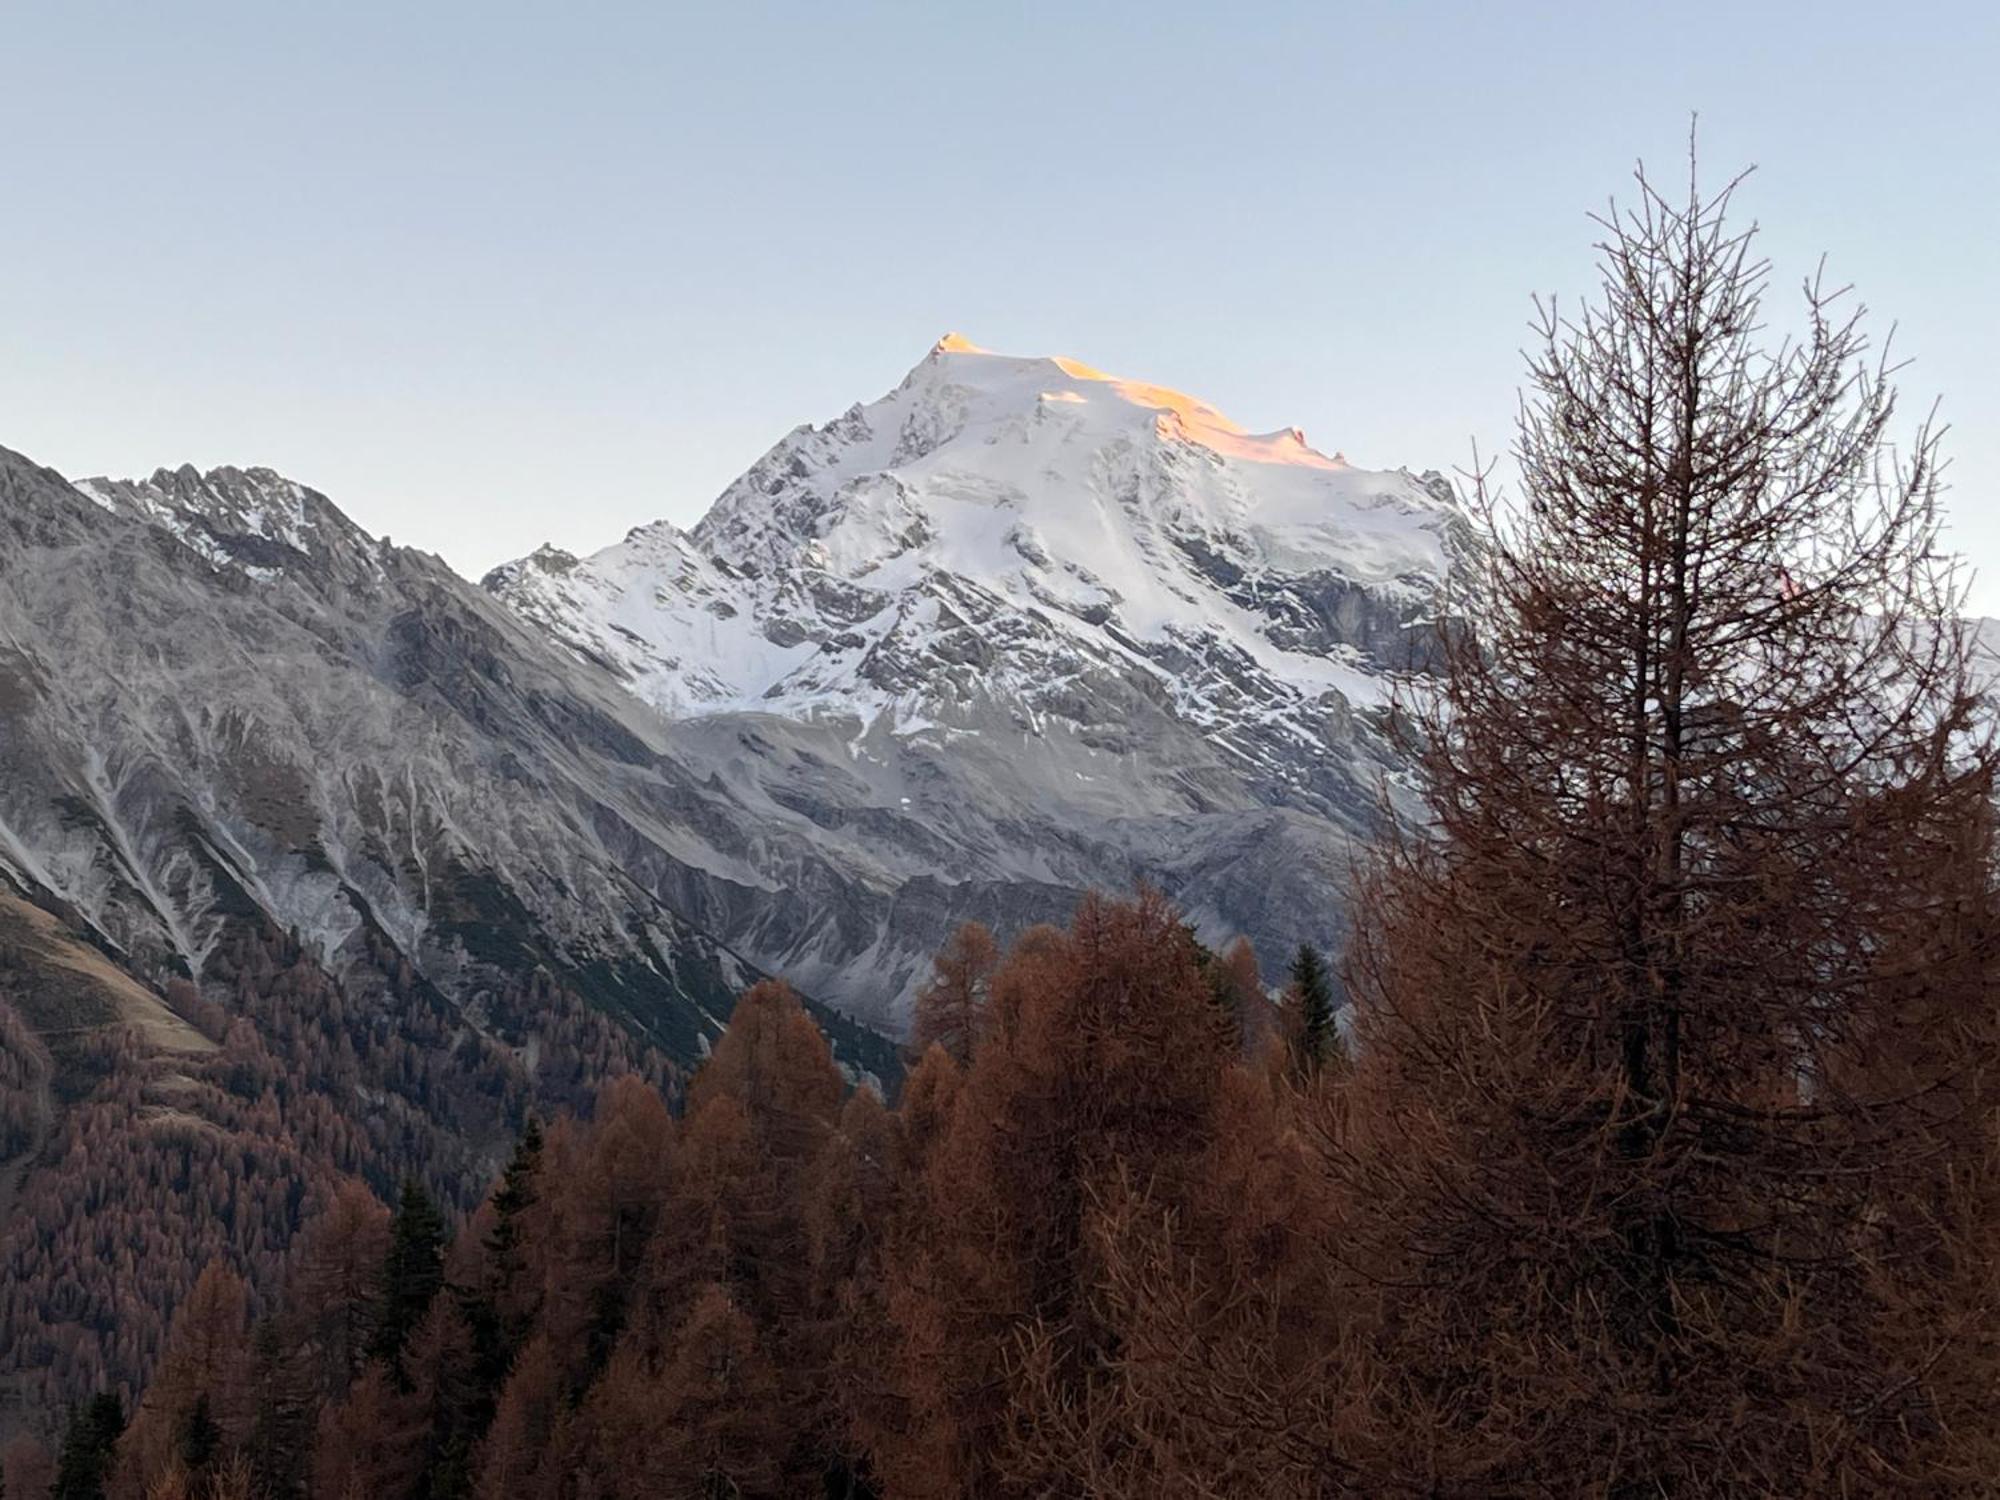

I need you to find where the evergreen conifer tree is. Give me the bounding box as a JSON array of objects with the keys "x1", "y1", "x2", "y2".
[
  {"x1": 455, "y1": 1116, "x2": 548, "y2": 1476},
  {"x1": 485, "y1": 1117, "x2": 542, "y2": 1267},
  {"x1": 50, "y1": 1392, "x2": 123, "y2": 1500},
  {"x1": 369, "y1": 1179, "x2": 447, "y2": 1382},
  {"x1": 1288, "y1": 942, "x2": 1336, "y2": 1072}
]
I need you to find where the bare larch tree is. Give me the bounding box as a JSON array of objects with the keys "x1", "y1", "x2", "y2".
[{"x1": 1335, "y1": 151, "x2": 2000, "y2": 1496}]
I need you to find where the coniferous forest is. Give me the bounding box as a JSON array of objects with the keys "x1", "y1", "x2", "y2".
[{"x1": 7, "y1": 163, "x2": 2000, "y2": 1500}]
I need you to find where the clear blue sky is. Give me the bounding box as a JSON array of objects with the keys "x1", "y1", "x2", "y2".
[{"x1": 3, "y1": 2, "x2": 1995, "y2": 599}]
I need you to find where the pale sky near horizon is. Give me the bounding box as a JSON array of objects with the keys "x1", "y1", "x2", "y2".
[{"x1": 3, "y1": 2, "x2": 1995, "y2": 600}]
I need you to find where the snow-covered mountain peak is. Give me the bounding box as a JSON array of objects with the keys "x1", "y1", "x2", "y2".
[{"x1": 488, "y1": 340, "x2": 1464, "y2": 782}]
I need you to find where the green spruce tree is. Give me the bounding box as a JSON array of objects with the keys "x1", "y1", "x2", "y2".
[
  {"x1": 483, "y1": 1116, "x2": 543, "y2": 1333},
  {"x1": 368, "y1": 1178, "x2": 447, "y2": 1382},
  {"x1": 50, "y1": 1393, "x2": 123, "y2": 1500},
  {"x1": 1289, "y1": 942, "x2": 1338, "y2": 1073},
  {"x1": 462, "y1": 1117, "x2": 547, "y2": 1450}
]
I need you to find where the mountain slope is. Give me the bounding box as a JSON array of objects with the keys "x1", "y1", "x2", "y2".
[
  {"x1": 0, "y1": 450, "x2": 895, "y2": 1070},
  {"x1": 488, "y1": 337, "x2": 1466, "y2": 1019}
]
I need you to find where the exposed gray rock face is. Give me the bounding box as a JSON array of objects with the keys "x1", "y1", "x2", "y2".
[{"x1": 0, "y1": 449, "x2": 896, "y2": 1075}]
